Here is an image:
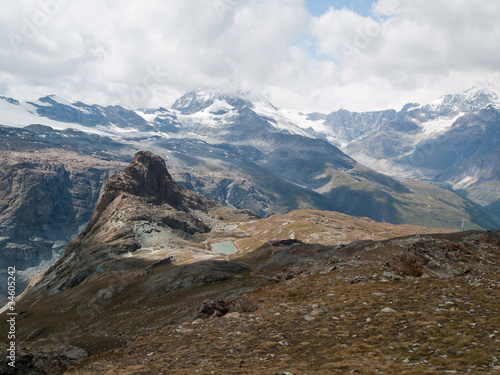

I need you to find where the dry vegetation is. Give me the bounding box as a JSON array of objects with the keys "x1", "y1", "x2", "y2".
[
  {"x1": 235, "y1": 210, "x2": 455, "y2": 252},
  {"x1": 67, "y1": 233, "x2": 500, "y2": 375}
]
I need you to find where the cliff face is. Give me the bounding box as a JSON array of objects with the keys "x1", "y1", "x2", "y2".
[
  {"x1": 0, "y1": 156, "x2": 118, "y2": 239},
  {"x1": 0, "y1": 150, "x2": 123, "y2": 304}
]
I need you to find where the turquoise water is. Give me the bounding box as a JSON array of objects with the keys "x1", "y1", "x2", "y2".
[{"x1": 211, "y1": 241, "x2": 238, "y2": 254}]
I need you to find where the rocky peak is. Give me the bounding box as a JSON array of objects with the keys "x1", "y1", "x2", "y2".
[
  {"x1": 0, "y1": 96, "x2": 19, "y2": 105},
  {"x1": 19, "y1": 150, "x2": 258, "y2": 296},
  {"x1": 425, "y1": 88, "x2": 498, "y2": 116},
  {"x1": 121, "y1": 151, "x2": 177, "y2": 203},
  {"x1": 88, "y1": 151, "x2": 182, "y2": 231},
  {"x1": 172, "y1": 87, "x2": 253, "y2": 114}
]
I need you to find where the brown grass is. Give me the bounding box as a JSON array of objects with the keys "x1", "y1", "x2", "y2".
[{"x1": 66, "y1": 261, "x2": 500, "y2": 375}]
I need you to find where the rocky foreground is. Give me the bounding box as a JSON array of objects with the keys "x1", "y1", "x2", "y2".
[
  {"x1": 0, "y1": 151, "x2": 498, "y2": 375},
  {"x1": 65, "y1": 230, "x2": 500, "y2": 375}
]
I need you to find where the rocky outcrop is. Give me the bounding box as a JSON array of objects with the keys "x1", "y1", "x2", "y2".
[
  {"x1": 392, "y1": 232, "x2": 500, "y2": 277},
  {"x1": 341, "y1": 229, "x2": 500, "y2": 278},
  {"x1": 0, "y1": 344, "x2": 87, "y2": 375},
  {"x1": 84, "y1": 151, "x2": 184, "y2": 237},
  {"x1": 96, "y1": 151, "x2": 180, "y2": 209}
]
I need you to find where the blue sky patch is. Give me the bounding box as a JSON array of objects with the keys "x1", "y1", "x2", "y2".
[{"x1": 305, "y1": 0, "x2": 374, "y2": 17}]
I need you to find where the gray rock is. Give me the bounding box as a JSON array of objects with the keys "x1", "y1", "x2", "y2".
[
  {"x1": 224, "y1": 312, "x2": 242, "y2": 319},
  {"x1": 383, "y1": 271, "x2": 402, "y2": 280},
  {"x1": 55, "y1": 344, "x2": 88, "y2": 361},
  {"x1": 381, "y1": 307, "x2": 397, "y2": 313}
]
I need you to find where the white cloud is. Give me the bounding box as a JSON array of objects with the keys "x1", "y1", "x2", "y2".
[
  {"x1": 299, "y1": 0, "x2": 500, "y2": 111},
  {"x1": 0, "y1": 0, "x2": 499, "y2": 112}
]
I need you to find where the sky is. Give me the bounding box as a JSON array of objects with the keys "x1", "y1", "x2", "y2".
[
  {"x1": 306, "y1": 0, "x2": 372, "y2": 17},
  {"x1": 1, "y1": 0, "x2": 499, "y2": 112}
]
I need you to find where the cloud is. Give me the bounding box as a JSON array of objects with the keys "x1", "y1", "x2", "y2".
[
  {"x1": 307, "y1": 0, "x2": 500, "y2": 110},
  {"x1": 0, "y1": 0, "x2": 499, "y2": 112},
  {"x1": 0, "y1": 0, "x2": 313, "y2": 107}
]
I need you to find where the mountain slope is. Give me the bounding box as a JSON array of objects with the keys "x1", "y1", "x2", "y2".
[
  {"x1": 1, "y1": 150, "x2": 482, "y2": 374},
  {"x1": 67, "y1": 229, "x2": 500, "y2": 375},
  {"x1": 396, "y1": 106, "x2": 500, "y2": 214}
]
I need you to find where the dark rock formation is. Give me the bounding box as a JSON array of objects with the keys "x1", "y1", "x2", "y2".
[
  {"x1": 96, "y1": 151, "x2": 180, "y2": 210},
  {"x1": 85, "y1": 151, "x2": 184, "y2": 237},
  {"x1": 0, "y1": 344, "x2": 87, "y2": 375},
  {"x1": 199, "y1": 299, "x2": 230, "y2": 317}
]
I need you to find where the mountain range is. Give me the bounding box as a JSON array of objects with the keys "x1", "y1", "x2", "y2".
[
  {"x1": 291, "y1": 88, "x2": 500, "y2": 218},
  {"x1": 0, "y1": 87, "x2": 499, "y2": 305},
  {"x1": 1, "y1": 87, "x2": 498, "y2": 221}
]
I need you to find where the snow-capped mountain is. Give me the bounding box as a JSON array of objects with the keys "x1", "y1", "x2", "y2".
[
  {"x1": 5, "y1": 87, "x2": 495, "y2": 149},
  {"x1": 341, "y1": 88, "x2": 497, "y2": 161},
  {"x1": 281, "y1": 108, "x2": 398, "y2": 147},
  {"x1": 0, "y1": 88, "x2": 313, "y2": 142},
  {"x1": 286, "y1": 87, "x2": 498, "y2": 148},
  {"x1": 0, "y1": 94, "x2": 151, "y2": 136},
  {"x1": 341, "y1": 88, "x2": 500, "y2": 216},
  {"x1": 168, "y1": 87, "x2": 313, "y2": 140},
  {"x1": 278, "y1": 88, "x2": 500, "y2": 218}
]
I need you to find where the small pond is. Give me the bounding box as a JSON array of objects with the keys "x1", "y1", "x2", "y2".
[{"x1": 211, "y1": 241, "x2": 238, "y2": 254}]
